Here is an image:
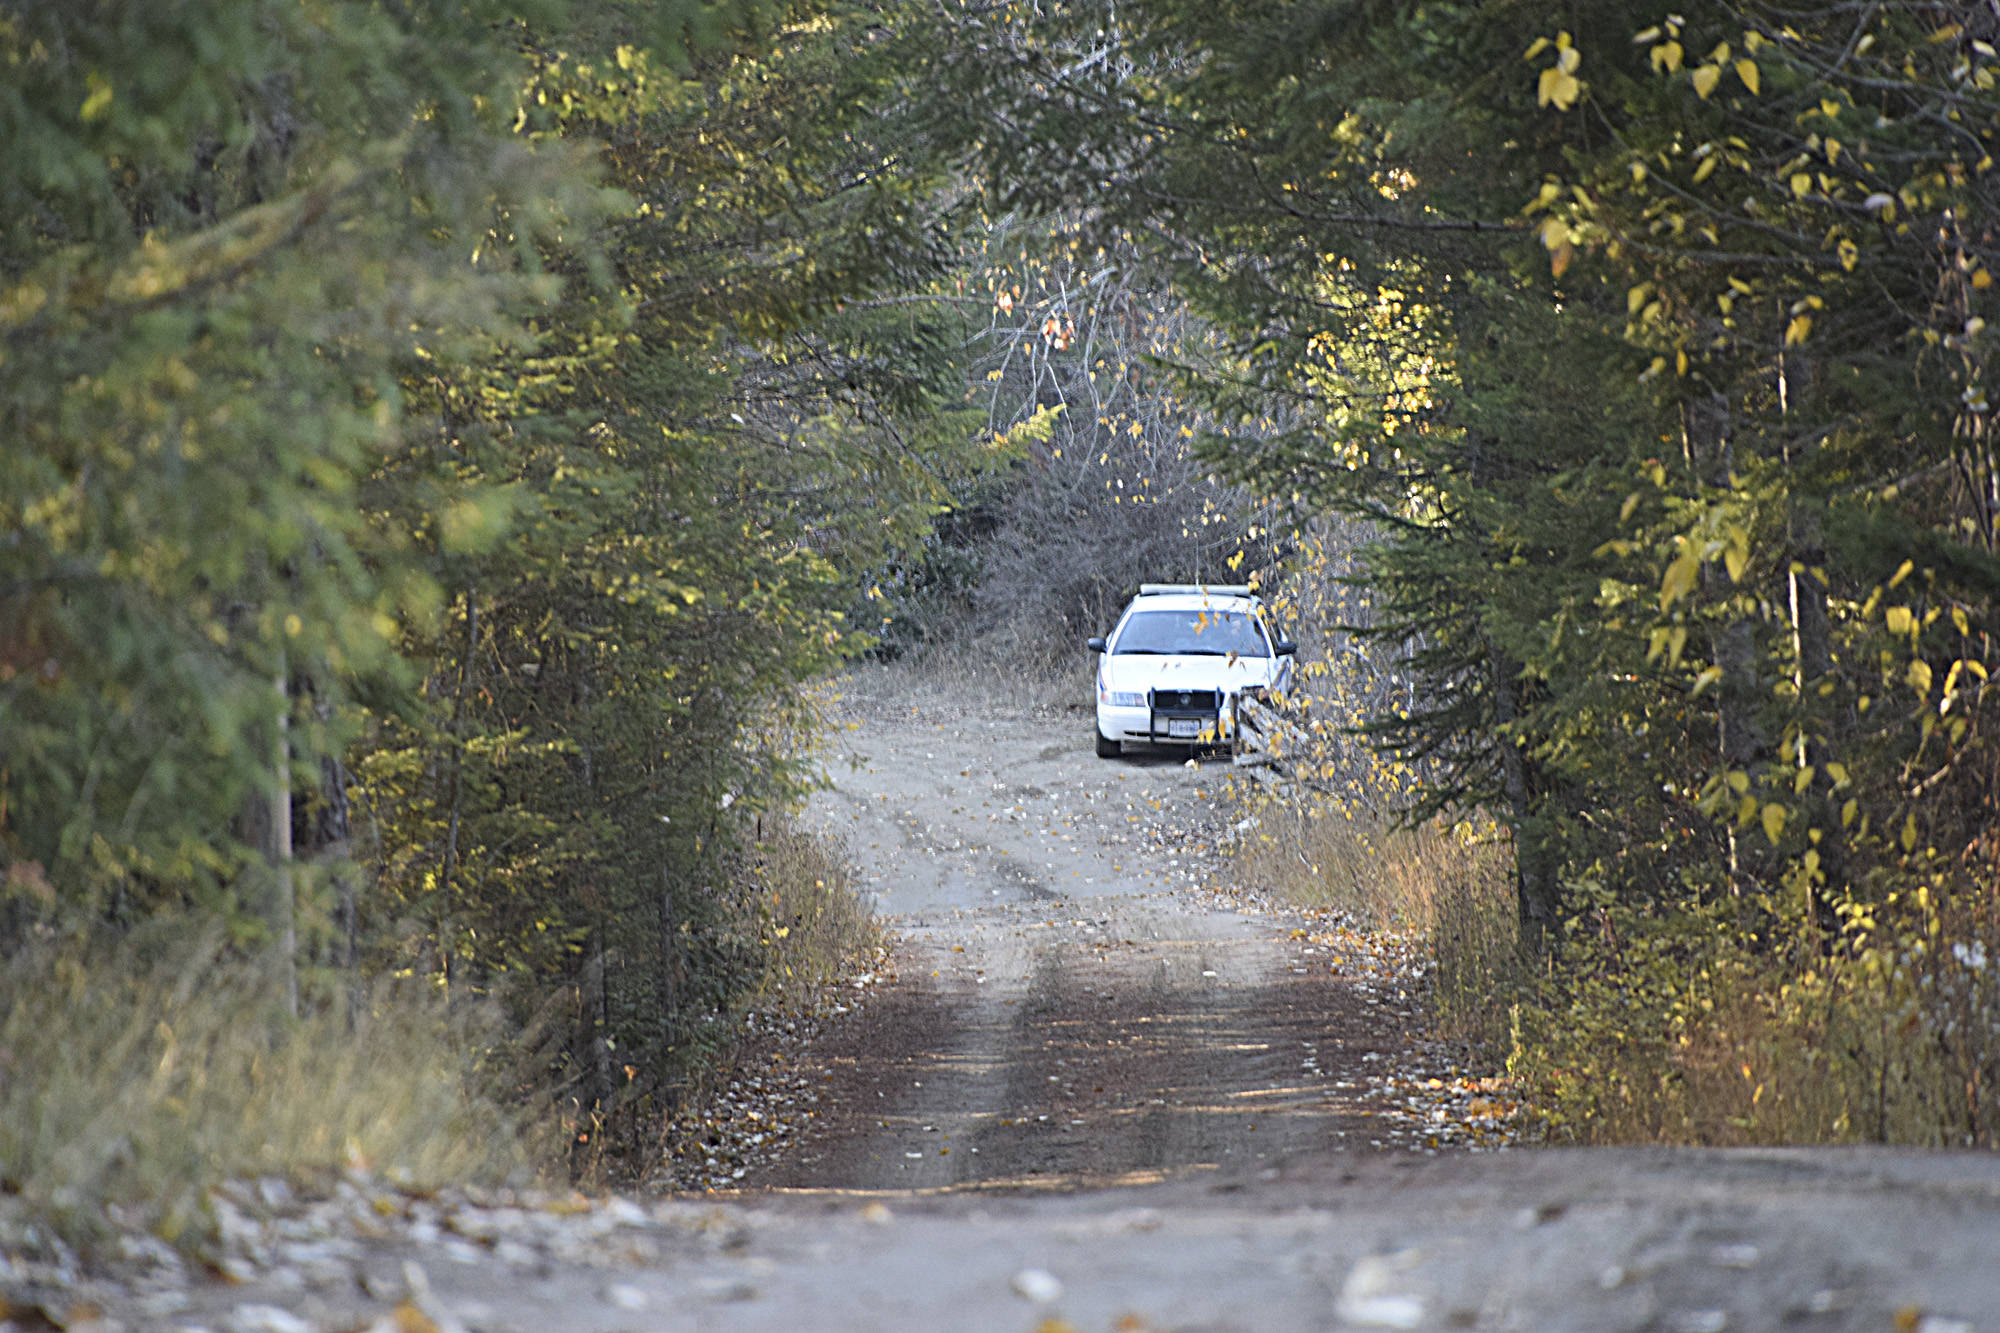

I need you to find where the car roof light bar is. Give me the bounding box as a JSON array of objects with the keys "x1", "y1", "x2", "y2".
[{"x1": 1137, "y1": 583, "x2": 1255, "y2": 597}]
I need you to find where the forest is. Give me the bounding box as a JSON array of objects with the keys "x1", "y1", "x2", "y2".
[{"x1": 4, "y1": 0, "x2": 1999, "y2": 1235}]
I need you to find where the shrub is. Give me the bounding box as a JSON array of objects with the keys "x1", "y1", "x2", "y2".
[{"x1": 1512, "y1": 874, "x2": 2000, "y2": 1147}]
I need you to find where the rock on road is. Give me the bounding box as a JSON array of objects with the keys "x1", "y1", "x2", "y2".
[{"x1": 74, "y1": 671, "x2": 2000, "y2": 1332}]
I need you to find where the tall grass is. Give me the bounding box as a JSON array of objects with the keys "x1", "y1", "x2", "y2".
[
  {"x1": 0, "y1": 925, "x2": 542, "y2": 1249},
  {"x1": 745, "y1": 818, "x2": 883, "y2": 1010},
  {"x1": 1230, "y1": 793, "x2": 1526, "y2": 1051}
]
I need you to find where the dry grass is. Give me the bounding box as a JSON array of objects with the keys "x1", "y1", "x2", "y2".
[
  {"x1": 837, "y1": 649, "x2": 1079, "y2": 719},
  {"x1": 1231, "y1": 793, "x2": 1526, "y2": 1050},
  {"x1": 0, "y1": 925, "x2": 542, "y2": 1250},
  {"x1": 745, "y1": 817, "x2": 884, "y2": 1010}
]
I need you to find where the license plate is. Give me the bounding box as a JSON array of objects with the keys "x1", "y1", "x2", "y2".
[{"x1": 1167, "y1": 718, "x2": 1201, "y2": 739}]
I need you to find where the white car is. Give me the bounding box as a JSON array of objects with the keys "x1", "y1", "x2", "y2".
[{"x1": 1087, "y1": 584, "x2": 1295, "y2": 758}]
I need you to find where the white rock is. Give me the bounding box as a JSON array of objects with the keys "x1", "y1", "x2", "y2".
[
  {"x1": 605, "y1": 1283, "x2": 649, "y2": 1310},
  {"x1": 1010, "y1": 1267, "x2": 1064, "y2": 1304},
  {"x1": 1665, "y1": 1312, "x2": 1727, "y2": 1333},
  {"x1": 1709, "y1": 1243, "x2": 1760, "y2": 1269},
  {"x1": 1336, "y1": 1255, "x2": 1426, "y2": 1330},
  {"x1": 603, "y1": 1198, "x2": 650, "y2": 1228},
  {"x1": 230, "y1": 1304, "x2": 311, "y2": 1333}
]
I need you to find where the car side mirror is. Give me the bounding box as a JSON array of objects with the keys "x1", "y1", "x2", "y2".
[
  {"x1": 1274, "y1": 639, "x2": 1297, "y2": 656},
  {"x1": 1086, "y1": 636, "x2": 1108, "y2": 654}
]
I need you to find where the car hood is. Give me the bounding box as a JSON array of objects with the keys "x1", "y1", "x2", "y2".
[{"x1": 1099, "y1": 654, "x2": 1280, "y2": 695}]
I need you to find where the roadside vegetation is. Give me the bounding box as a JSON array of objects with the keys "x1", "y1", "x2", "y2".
[{"x1": 0, "y1": 0, "x2": 961, "y2": 1245}]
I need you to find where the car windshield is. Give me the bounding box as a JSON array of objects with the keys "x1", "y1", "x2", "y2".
[{"x1": 1113, "y1": 609, "x2": 1269, "y2": 657}]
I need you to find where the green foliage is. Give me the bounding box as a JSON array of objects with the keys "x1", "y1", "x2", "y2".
[
  {"x1": 0, "y1": 0, "x2": 601, "y2": 920},
  {"x1": 1, "y1": 0, "x2": 993, "y2": 1198}
]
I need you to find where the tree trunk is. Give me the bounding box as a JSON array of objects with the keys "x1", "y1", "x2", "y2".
[
  {"x1": 1489, "y1": 639, "x2": 1558, "y2": 946},
  {"x1": 435, "y1": 587, "x2": 479, "y2": 997},
  {"x1": 266, "y1": 661, "x2": 298, "y2": 1016},
  {"x1": 657, "y1": 870, "x2": 682, "y2": 1035},
  {"x1": 580, "y1": 928, "x2": 615, "y2": 1111},
  {"x1": 314, "y1": 753, "x2": 363, "y2": 1023}
]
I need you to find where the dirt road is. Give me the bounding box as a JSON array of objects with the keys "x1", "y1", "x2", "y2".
[
  {"x1": 73, "y1": 672, "x2": 2000, "y2": 1332},
  {"x1": 752, "y1": 671, "x2": 1438, "y2": 1192}
]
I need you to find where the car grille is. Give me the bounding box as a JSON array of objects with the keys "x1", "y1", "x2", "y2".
[{"x1": 1150, "y1": 689, "x2": 1218, "y2": 712}]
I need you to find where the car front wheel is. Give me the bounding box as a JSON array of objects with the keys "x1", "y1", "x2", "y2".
[{"x1": 1094, "y1": 728, "x2": 1121, "y2": 758}]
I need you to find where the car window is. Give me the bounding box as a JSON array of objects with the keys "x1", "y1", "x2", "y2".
[{"x1": 1112, "y1": 609, "x2": 1269, "y2": 657}]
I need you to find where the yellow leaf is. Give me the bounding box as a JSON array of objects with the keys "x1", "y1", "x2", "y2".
[
  {"x1": 1724, "y1": 544, "x2": 1748, "y2": 582},
  {"x1": 1676, "y1": 348, "x2": 1689, "y2": 375},
  {"x1": 1975, "y1": 268, "x2": 1993, "y2": 290},
  {"x1": 1661, "y1": 550, "x2": 1700, "y2": 610},
  {"x1": 1735, "y1": 58, "x2": 1760, "y2": 94},
  {"x1": 1908, "y1": 658, "x2": 1933, "y2": 695},
  {"x1": 1838, "y1": 238, "x2": 1859, "y2": 272},
  {"x1": 1693, "y1": 155, "x2": 1718, "y2": 183},
  {"x1": 1790, "y1": 172, "x2": 1812, "y2": 197},
  {"x1": 1794, "y1": 765, "x2": 1815, "y2": 794},
  {"x1": 1627, "y1": 283, "x2": 1652, "y2": 314},
  {"x1": 1737, "y1": 793, "x2": 1759, "y2": 827},
  {"x1": 1889, "y1": 558, "x2": 1915, "y2": 588},
  {"x1": 1620, "y1": 491, "x2": 1641, "y2": 522},
  {"x1": 1886, "y1": 605, "x2": 1914, "y2": 635},
  {"x1": 1653, "y1": 41, "x2": 1684, "y2": 74},
  {"x1": 1692, "y1": 665, "x2": 1724, "y2": 694},
  {"x1": 1558, "y1": 45, "x2": 1582, "y2": 75},
  {"x1": 1900, "y1": 814, "x2": 1919, "y2": 853},
  {"x1": 1523, "y1": 36, "x2": 1551, "y2": 61},
  {"x1": 1784, "y1": 314, "x2": 1813, "y2": 345},
  {"x1": 1825, "y1": 761, "x2": 1850, "y2": 787},
  {"x1": 1824, "y1": 137, "x2": 1843, "y2": 163},
  {"x1": 1762, "y1": 801, "x2": 1786, "y2": 846},
  {"x1": 392, "y1": 1302, "x2": 441, "y2": 1333},
  {"x1": 1727, "y1": 770, "x2": 1752, "y2": 794},
  {"x1": 1539, "y1": 67, "x2": 1582, "y2": 110},
  {"x1": 1550, "y1": 240, "x2": 1575, "y2": 277},
  {"x1": 1692, "y1": 64, "x2": 1721, "y2": 98},
  {"x1": 1952, "y1": 607, "x2": 1971, "y2": 636},
  {"x1": 80, "y1": 72, "x2": 114, "y2": 123}
]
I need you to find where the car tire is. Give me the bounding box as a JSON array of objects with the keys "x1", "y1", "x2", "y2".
[{"x1": 1094, "y1": 729, "x2": 1121, "y2": 759}]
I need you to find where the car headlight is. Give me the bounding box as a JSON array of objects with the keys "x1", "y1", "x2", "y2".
[{"x1": 1102, "y1": 690, "x2": 1146, "y2": 707}]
